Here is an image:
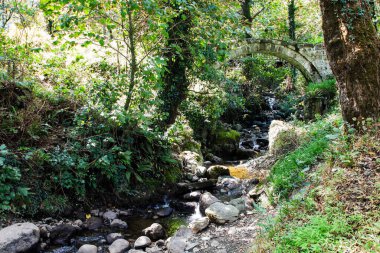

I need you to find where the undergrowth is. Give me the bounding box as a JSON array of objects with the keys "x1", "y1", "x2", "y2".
[
  {"x1": 253, "y1": 116, "x2": 380, "y2": 253},
  {"x1": 268, "y1": 114, "x2": 339, "y2": 201}
]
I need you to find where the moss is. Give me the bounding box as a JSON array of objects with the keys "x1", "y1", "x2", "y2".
[
  {"x1": 216, "y1": 129, "x2": 240, "y2": 144},
  {"x1": 165, "y1": 217, "x2": 187, "y2": 236}
]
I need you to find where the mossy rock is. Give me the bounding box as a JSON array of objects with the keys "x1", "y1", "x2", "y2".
[{"x1": 215, "y1": 129, "x2": 240, "y2": 144}]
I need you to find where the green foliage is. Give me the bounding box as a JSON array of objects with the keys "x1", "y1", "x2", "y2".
[
  {"x1": 306, "y1": 79, "x2": 336, "y2": 98},
  {"x1": 269, "y1": 115, "x2": 339, "y2": 201},
  {"x1": 166, "y1": 116, "x2": 201, "y2": 153},
  {"x1": 273, "y1": 206, "x2": 361, "y2": 253},
  {"x1": 0, "y1": 144, "x2": 28, "y2": 211},
  {"x1": 40, "y1": 195, "x2": 70, "y2": 216},
  {"x1": 216, "y1": 129, "x2": 241, "y2": 144},
  {"x1": 271, "y1": 128, "x2": 303, "y2": 156}
]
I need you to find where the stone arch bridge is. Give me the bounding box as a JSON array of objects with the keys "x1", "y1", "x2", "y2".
[{"x1": 229, "y1": 38, "x2": 333, "y2": 83}]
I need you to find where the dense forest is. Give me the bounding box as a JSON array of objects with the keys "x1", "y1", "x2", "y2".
[{"x1": 0, "y1": 0, "x2": 379, "y2": 253}]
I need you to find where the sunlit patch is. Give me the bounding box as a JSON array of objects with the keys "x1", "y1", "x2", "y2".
[{"x1": 229, "y1": 166, "x2": 251, "y2": 179}]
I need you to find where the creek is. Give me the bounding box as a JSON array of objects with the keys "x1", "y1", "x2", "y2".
[{"x1": 38, "y1": 95, "x2": 279, "y2": 253}]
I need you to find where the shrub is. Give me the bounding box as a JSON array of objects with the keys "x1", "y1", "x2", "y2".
[
  {"x1": 216, "y1": 129, "x2": 240, "y2": 144},
  {"x1": 306, "y1": 79, "x2": 336, "y2": 98},
  {"x1": 0, "y1": 144, "x2": 28, "y2": 211},
  {"x1": 271, "y1": 128, "x2": 303, "y2": 157}
]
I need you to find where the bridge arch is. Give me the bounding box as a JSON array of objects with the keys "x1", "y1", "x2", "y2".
[{"x1": 229, "y1": 39, "x2": 333, "y2": 83}]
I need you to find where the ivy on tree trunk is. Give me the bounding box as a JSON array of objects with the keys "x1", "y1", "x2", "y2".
[
  {"x1": 157, "y1": 5, "x2": 193, "y2": 130},
  {"x1": 320, "y1": 0, "x2": 380, "y2": 126}
]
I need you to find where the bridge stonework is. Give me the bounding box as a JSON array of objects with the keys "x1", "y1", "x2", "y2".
[{"x1": 230, "y1": 39, "x2": 333, "y2": 83}]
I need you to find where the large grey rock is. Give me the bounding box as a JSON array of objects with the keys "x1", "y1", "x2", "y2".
[
  {"x1": 217, "y1": 177, "x2": 241, "y2": 190},
  {"x1": 189, "y1": 217, "x2": 209, "y2": 234},
  {"x1": 0, "y1": 223, "x2": 40, "y2": 253},
  {"x1": 229, "y1": 198, "x2": 246, "y2": 213},
  {"x1": 77, "y1": 244, "x2": 97, "y2": 253},
  {"x1": 180, "y1": 151, "x2": 202, "y2": 173},
  {"x1": 85, "y1": 217, "x2": 103, "y2": 230},
  {"x1": 103, "y1": 210, "x2": 118, "y2": 220},
  {"x1": 195, "y1": 166, "x2": 207, "y2": 177},
  {"x1": 110, "y1": 219, "x2": 128, "y2": 229},
  {"x1": 106, "y1": 233, "x2": 123, "y2": 244},
  {"x1": 156, "y1": 207, "x2": 173, "y2": 217},
  {"x1": 167, "y1": 227, "x2": 192, "y2": 253},
  {"x1": 143, "y1": 223, "x2": 165, "y2": 240},
  {"x1": 205, "y1": 202, "x2": 239, "y2": 224},
  {"x1": 183, "y1": 191, "x2": 201, "y2": 201},
  {"x1": 199, "y1": 192, "x2": 220, "y2": 214},
  {"x1": 134, "y1": 236, "x2": 151, "y2": 249},
  {"x1": 206, "y1": 165, "x2": 230, "y2": 179},
  {"x1": 108, "y1": 239, "x2": 130, "y2": 253},
  {"x1": 49, "y1": 224, "x2": 77, "y2": 245}
]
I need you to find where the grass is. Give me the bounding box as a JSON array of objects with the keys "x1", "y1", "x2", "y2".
[
  {"x1": 252, "y1": 116, "x2": 380, "y2": 253},
  {"x1": 268, "y1": 114, "x2": 338, "y2": 201}
]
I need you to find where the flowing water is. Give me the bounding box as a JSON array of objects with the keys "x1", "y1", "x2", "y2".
[{"x1": 43, "y1": 95, "x2": 278, "y2": 253}]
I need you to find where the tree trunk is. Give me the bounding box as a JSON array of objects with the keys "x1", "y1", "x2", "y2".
[
  {"x1": 241, "y1": 0, "x2": 253, "y2": 39},
  {"x1": 288, "y1": 0, "x2": 297, "y2": 87},
  {"x1": 124, "y1": 8, "x2": 137, "y2": 112},
  {"x1": 157, "y1": 7, "x2": 192, "y2": 130},
  {"x1": 320, "y1": 0, "x2": 380, "y2": 126}
]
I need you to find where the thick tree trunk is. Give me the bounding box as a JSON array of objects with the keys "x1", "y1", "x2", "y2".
[{"x1": 320, "y1": 0, "x2": 380, "y2": 126}]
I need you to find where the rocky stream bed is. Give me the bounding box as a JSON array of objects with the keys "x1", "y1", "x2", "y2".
[{"x1": 0, "y1": 95, "x2": 292, "y2": 253}]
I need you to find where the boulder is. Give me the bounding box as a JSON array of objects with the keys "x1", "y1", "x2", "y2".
[
  {"x1": 110, "y1": 219, "x2": 128, "y2": 229},
  {"x1": 106, "y1": 233, "x2": 123, "y2": 244},
  {"x1": 180, "y1": 151, "x2": 202, "y2": 173},
  {"x1": 268, "y1": 120, "x2": 303, "y2": 156},
  {"x1": 199, "y1": 192, "x2": 220, "y2": 214},
  {"x1": 195, "y1": 166, "x2": 207, "y2": 177},
  {"x1": 109, "y1": 239, "x2": 130, "y2": 253},
  {"x1": 128, "y1": 250, "x2": 145, "y2": 253},
  {"x1": 85, "y1": 217, "x2": 103, "y2": 230},
  {"x1": 205, "y1": 202, "x2": 239, "y2": 224},
  {"x1": 0, "y1": 223, "x2": 40, "y2": 253},
  {"x1": 207, "y1": 165, "x2": 230, "y2": 179},
  {"x1": 156, "y1": 207, "x2": 173, "y2": 217},
  {"x1": 167, "y1": 227, "x2": 192, "y2": 253},
  {"x1": 103, "y1": 210, "x2": 118, "y2": 221},
  {"x1": 189, "y1": 217, "x2": 209, "y2": 234},
  {"x1": 143, "y1": 223, "x2": 165, "y2": 240},
  {"x1": 77, "y1": 244, "x2": 97, "y2": 253},
  {"x1": 229, "y1": 198, "x2": 246, "y2": 213},
  {"x1": 49, "y1": 224, "x2": 77, "y2": 245},
  {"x1": 217, "y1": 177, "x2": 241, "y2": 190},
  {"x1": 183, "y1": 191, "x2": 201, "y2": 201},
  {"x1": 134, "y1": 236, "x2": 151, "y2": 249},
  {"x1": 205, "y1": 153, "x2": 223, "y2": 164}
]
